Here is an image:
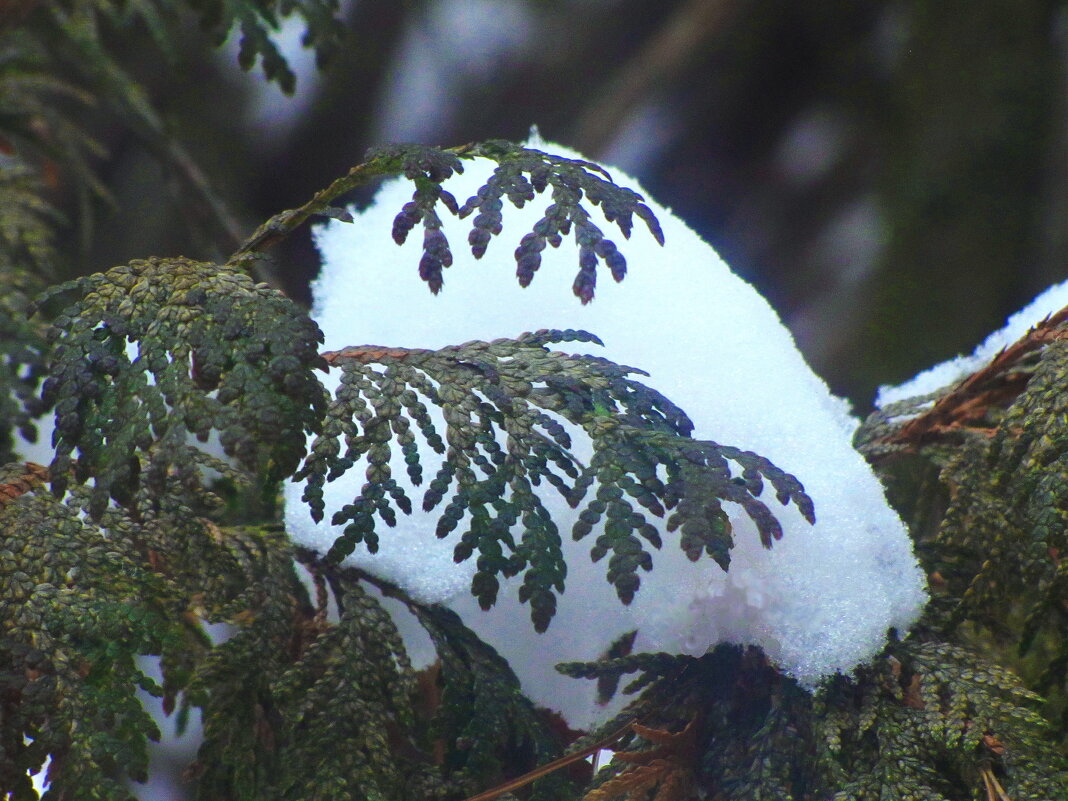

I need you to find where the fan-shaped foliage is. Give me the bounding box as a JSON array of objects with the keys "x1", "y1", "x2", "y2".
[
  {"x1": 32, "y1": 256, "x2": 328, "y2": 518},
  {"x1": 0, "y1": 465, "x2": 198, "y2": 800},
  {"x1": 236, "y1": 142, "x2": 665, "y2": 303},
  {"x1": 858, "y1": 311, "x2": 1068, "y2": 741},
  {"x1": 556, "y1": 638, "x2": 1068, "y2": 800},
  {"x1": 296, "y1": 329, "x2": 812, "y2": 631},
  {"x1": 0, "y1": 266, "x2": 48, "y2": 466},
  {"x1": 380, "y1": 141, "x2": 665, "y2": 302},
  {"x1": 2, "y1": 3, "x2": 1067, "y2": 791}
]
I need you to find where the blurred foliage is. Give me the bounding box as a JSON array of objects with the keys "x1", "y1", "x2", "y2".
[{"x1": 2, "y1": 1, "x2": 1068, "y2": 800}]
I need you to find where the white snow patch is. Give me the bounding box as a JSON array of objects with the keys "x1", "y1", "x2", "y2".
[
  {"x1": 284, "y1": 137, "x2": 927, "y2": 728},
  {"x1": 877, "y1": 279, "x2": 1068, "y2": 407}
]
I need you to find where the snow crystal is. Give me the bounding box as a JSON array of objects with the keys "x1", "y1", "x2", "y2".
[
  {"x1": 877, "y1": 279, "x2": 1068, "y2": 407},
  {"x1": 283, "y1": 136, "x2": 928, "y2": 728}
]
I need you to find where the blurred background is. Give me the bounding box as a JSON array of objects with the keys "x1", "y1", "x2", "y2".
[{"x1": 36, "y1": 0, "x2": 1068, "y2": 404}]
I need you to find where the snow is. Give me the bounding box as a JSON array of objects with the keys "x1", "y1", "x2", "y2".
[
  {"x1": 877, "y1": 279, "x2": 1068, "y2": 407},
  {"x1": 283, "y1": 136, "x2": 928, "y2": 728}
]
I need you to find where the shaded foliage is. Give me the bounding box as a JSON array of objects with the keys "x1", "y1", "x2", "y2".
[
  {"x1": 857, "y1": 311, "x2": 1068, "y2": 744},
  {"x1": 414, "y1": 603, "x2": 576, "y2": 801},
  {"x1": 558, "y1": 638, "x2": 1068, "y2": 801},
  {"x1": 33, "y1": 256, "x2": 328, "y2": 518},
  {"x1": 0, "y1": 466, "x2": 199, "y2": 801},
  {"x1": 0, "y1": 266, "x2": 48, "y2": 465}
]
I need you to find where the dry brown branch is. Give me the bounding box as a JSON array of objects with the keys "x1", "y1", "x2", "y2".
[
  {"x1": 320, "y1": 345, "x2": 435, "y2": 365},
  {"x1": 584, "y1": 718, "x2": 699, "y2": 801},
  {"x1": 461, "y1": 721, "x2": 637, "y2": 801},
  {"x1": 0, "y1": 461, "x2": 47, "y2": 507}
]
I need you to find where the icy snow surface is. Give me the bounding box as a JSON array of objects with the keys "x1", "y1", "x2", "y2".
[
  {"x1": 283, "y1": 137, "x2": 928, "y2": 728},
  {"x1": 877, "y1": 279, "x2": 1068, "y2": 407}
]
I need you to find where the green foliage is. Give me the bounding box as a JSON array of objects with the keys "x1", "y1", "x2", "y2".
[
  {"x1": 236, "y1": 141, "x2": 665, "y2": 304},
  {"x1": 296, "y1": 329, "x2": 811, "y2": 631},
  {"x1": 33, "y1": 256, "x2": 328, "y2": 518},
  {"x1": 379, "y1": 142, "x2": 665, "y2": 302},
  {"x1": 0, "y1": 465, "x2": 198, "y2": 800},
  {"x1": 0, "y1": 37, "x2": 107, "y2": 206},
  {"x1": 183, "y1": 0, "x2": 344, "y2": 92},
  {"x1": 818, "y1": 640, "x2": 1068, "y2": 801},
  {"x1": 857, "y1": 324, "x2": 1068, "y2": 742},
  {"x1": 560, "y1": 639, "x2": 1068, "y2": 800},
  {"x1": 0, "y1": 264, "x2": 48, "y2": 466},
  {"x1": 937, "y1": 340, "x2": 1068, "y2": 626},
  {"x1": 415, "y1": 603, "x2": 576, "y2": 801},
  {"x1": 0, "y1": 66, "x2": 67, "y2": 463},
  {"x1": 35, "y1": 0, "x2": 343, "y2": 96}
]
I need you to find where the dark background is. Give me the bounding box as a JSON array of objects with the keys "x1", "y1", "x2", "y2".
[{"x1": 66, "y1": 0, "x2": 1068, "y2": 407}]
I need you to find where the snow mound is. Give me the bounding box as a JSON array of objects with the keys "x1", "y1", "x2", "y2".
[{"x1": 284, "y1": 137, "x2": 927, "y2": 728}]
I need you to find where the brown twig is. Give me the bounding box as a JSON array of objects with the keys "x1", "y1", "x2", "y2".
[
  {"x1": 0, "y1": 461, "x2": 48, "y2": 507},
  {"x1": 320, "y1": 345, "x2": 434, "y2": 366},
  {"x1": 461, "y1": 721, "x2": 637, "y2": 801}
]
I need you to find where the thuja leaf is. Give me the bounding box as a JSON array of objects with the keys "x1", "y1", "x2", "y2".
[
  {"x1": 817, "y1": 640, "x2": 1068, "y2": 801},
  {"x1": 267, "y1": 576, "x2": 422, "y2": 800},
  {"x1": 414, "y1": 604, "x2": 573, "y2": 800},
  {"x1": 0, "y1": 474, "x2": 194, "y2": 797},
  {"x1": 378, "y1": 142, "x2": 664, "y2": 302},
  {"x1": 295, "y1": 330, "x2": 812, "y2": 630},
  {"x1": 0, "y1": 269, "x2": 48, "y2": 465},
  {"x1": 34, "y1": 257, "x2": 329, "y2": 518}
]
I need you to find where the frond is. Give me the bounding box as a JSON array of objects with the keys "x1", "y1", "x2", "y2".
[
  {"x1": 416, "y1": 603, "x2": 576, "y2": 801},
  {"x1": 0, "y1": 266, "x2": 49, "y2": 464},
  {"x1": 38, "y1": 0, "x2": 343, "y2": 94},
  {"x1": 0, "y1": 465, "x2": 198, "y2": 798},
  {"x1": 234, "y1": 142, "x2": 665, "y2": 304},
  {"x1": 818, "y1": 640, "x2": 1068, "y2": 801},
  {"x1": 32, "y1": 256, "x2": 329, "y2": 518},
  {"x1": 859, "y1": 313, "x2": 1068, "y2": 739},
  {"x1": 295, "y1": 330, "x2": 812, "y2": 631},
  {"x1": 181, "y1": 0, "x2": 344, "y2": 91},
  {"x1": 0, "y1": 38, "x2": 108, "y2": 203},
  {"x1": 375, "y1": 142, "x2": 665, "y2": 303}
]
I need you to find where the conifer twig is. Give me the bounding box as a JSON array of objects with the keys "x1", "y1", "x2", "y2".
[{"x1": 229, "y1": 144, "x2": 478, "y2": 264}]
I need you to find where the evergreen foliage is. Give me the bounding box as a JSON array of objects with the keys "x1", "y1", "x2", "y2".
[
  {"x1": 1, "y1": 5, "x2": 1067, "y2": 801},
  {"x1": 299, "y1": 331, "x2": 811, "y2": 630},
  {"x1": 33, "y1": 256, "x2": 328, "y2": 518},
  {"x1": 857, "y1": 311, "x2": 1068, "y2": 750},
  {"x1": 380, "y1": 141, "x2": 665, "y2": 302},
  {"x1": 239, "y1": 141, "x2": 664, "y2": 304}
]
